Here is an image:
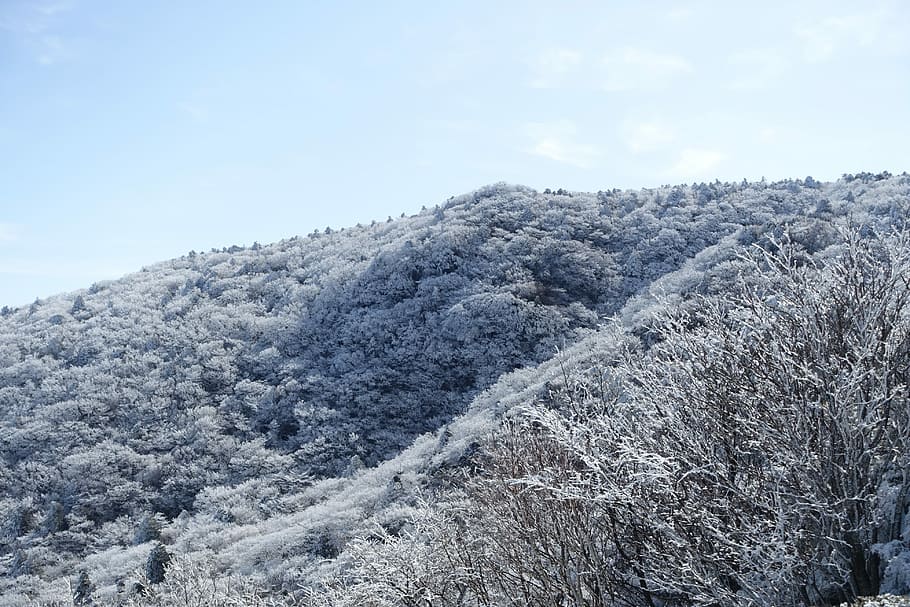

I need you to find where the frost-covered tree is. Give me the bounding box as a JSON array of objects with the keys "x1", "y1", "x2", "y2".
[
  {"x1": 510, "y1": 228, "x2": 910, "y2": 605},
  {"x1": 121, "y1": 556, "x2": 298, "y2": 607},
  {"x1": 2, "y1": 176, "x2": 910, "y2": 600},
  {"x1": 304, "y1": 506, "x2": 473, "y2": 607}
]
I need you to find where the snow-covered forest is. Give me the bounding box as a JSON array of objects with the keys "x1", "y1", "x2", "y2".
[{"x1": 1, "y1": 173, "x2": 909, "y2": 606}]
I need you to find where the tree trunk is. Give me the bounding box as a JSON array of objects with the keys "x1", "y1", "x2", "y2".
[{"x1": 848, "y1": 539, "x2": 880, "y2": 599}]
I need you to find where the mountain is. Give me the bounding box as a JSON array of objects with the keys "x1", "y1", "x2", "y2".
[{"x1": 0, "y1": 172, "x2": 908, "y2": 605}]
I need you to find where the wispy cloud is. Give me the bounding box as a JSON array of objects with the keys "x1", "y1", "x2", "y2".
[
  {"x1": 36, "y1": 2, "x2": 73, "y2": 17},
  {"x1": 602, "y1": 48, "x2": 693, "y2": 92},
  {"x1": 757, "y1": 127, "x2": 781, "y2": 144},
  {"x1": 727, "y1": 48, "x2": 786, "y2": 90},
  {"x1": 623, "y1": 120, "x2": 675, "y2": 153},
  {"x1": 795, "y1": 9, "x2": 900, "y2": 63},
  {"x1": 665, "y1": 148, "x2": 725, "y2": 180},
  {"x1": 0, "y1": 1, "x2": 75, "y2": 65},
  {"x1": 663, "y1": 6, "x2": 694, "y2": 21},
  {"x1": 529, "y1": 48, "x2": 583, "y2": 89},
  {"x1": 35, "y1": 34, "x2": 69, "y2": 65},
  {"x1": 523, "y1": 121, "x2": 600, "y2": 168}
]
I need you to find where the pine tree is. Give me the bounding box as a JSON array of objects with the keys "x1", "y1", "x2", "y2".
[{"x1": 145, "y1": 542, "x2": 171, "y2": 584}]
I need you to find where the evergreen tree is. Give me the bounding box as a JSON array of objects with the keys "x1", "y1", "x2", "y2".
[{"x1": 145, "y1": 542, "x2": 171, "y2": 584}]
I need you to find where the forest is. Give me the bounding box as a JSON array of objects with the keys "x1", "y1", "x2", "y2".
[{"x1": 1, "y1": 172, "x2": 909, "y2": 606}]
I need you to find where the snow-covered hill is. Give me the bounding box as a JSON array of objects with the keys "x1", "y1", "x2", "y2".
[{"x1": 2, "y1": 172, "x2": 909, "y2": 605}]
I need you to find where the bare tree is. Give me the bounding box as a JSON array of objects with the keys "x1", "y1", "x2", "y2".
[{"x1": 508, "y1": 228, "x2": 910, "y2": 605}]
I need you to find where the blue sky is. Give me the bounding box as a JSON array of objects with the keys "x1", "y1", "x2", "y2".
[{"x1": 1, "y1": 1, "x2": 908, "y2": 306}]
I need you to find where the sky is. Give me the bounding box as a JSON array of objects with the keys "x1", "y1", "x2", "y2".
[{"x1": 1, "y1": 1, "x2": 909, "y2": 307}]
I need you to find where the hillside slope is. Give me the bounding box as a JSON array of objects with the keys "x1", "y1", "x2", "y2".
[{"x1": 1, "y1": 172, "x2": 908, "y2": 603}]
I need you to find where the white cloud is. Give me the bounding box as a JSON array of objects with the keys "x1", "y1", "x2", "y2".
[
  {"x1": 36, "y1": 2, "x2": 73, "y2": 17},
  {"x1": 531, "y1": 139, "x2": 599, "y2": 168},
  {"x1": 602, "y1": 48, "x2": 693, "y2": 92},
  {"x1": 665, "y1": 148, "x2": 725, "y2": 180},
  {"x1": 529, "y1": 48, "x2": 583, "y2": 89},
  {"x1": 623, "y1": 120, "x2": 675, "y2": 153},
  {"x1": 757, "y1": 127, "x2": 780, "y2": 144},
  {"x1": 795, "y1": 10, "x2": 899, "y2": 63},
  {"x1": 727, "y1": 48, "x2": 786, "y2": 90},
  {"x1": 0, "y1": 2, "x2": 75, "y2": 65},
  {"x1": 524, "y1": 121, "x2": 600, "y2": 168},
  {"x1": 664, "y1": 6, "x2": 694, "y2": 21}
]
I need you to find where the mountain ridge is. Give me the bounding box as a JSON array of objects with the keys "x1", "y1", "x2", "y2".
[{"x1": 1, "y1": 172, "x2": 908, "y2": 604}]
